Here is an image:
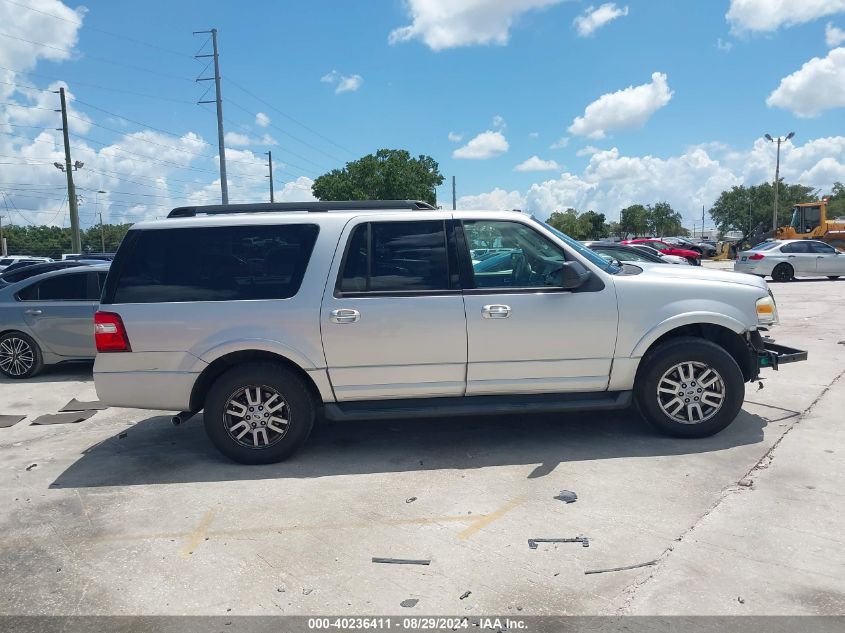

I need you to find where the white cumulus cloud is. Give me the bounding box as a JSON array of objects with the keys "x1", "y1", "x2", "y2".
[
  {"x1": 255, "y1": 112, "x2": 270, "y2": 127},
  {"x1": 574, "y1": 3, "x2": 629, "y2": 37},
  {"x1": 453, "y1": 130, "x2": 509, "y2": 159},
  {"x1": 388, "y1": 0, "x2": 563, "y2": 50},
  {"x1": 448, "y1": 131, "x2": 463, "y2": 143},
  {"x1": 568, "y1": 72, "x2": 673, "y2": 139},
  {"x1": 514, "y1": 156, "x2": 561, "y2": 172},
  {"x1": 726, "y1": 0, "x2": 845, "y2": 33},
  {"x1": 492, "y1": 114, "x2": 506, "y2": 128},
  {"x1": 321, "y1": 70, "x2": 363, "y2": 94},
  {"x1": 827, "y1": 22, "x2": 845, "y2": 47},
  {"x1": 767, "y1": 47, "x2": 845, "y2": 117},
  {"x1": 457, "y1": 187, "x2": 526, "y2": 210},
  {"x1": 550, "y1": 136, "x2": 570, "y2": 149}
]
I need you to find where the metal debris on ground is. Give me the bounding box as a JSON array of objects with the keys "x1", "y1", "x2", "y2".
[
  {"x1": 584, "y1": 559, "x2": 659, "y2": 575},
  {"x1": 0, "y1": 415, "x2": 26, "y2": 429},
  {"x1": 25, "y1": 464, "x2": 37, "y2": 471},
  {"x1": 406, "y1": 496, "x2": 417, "y2": 503},
  {"x1": 400, "y1": 599, "x2": 418, "y2": 608},
  {"x1": 372, "y1": 557, "x2": 431, "y2": 565},
  {"x1": 59, "y1": 399, "x2": 109, "y2": 412},
  {"x1": 553, "y1": 490, "x2": 577, "y2": 503},
  {"x1": 30, "y1": 411, "x2": 97, "y2": 426},
  {"x1": 459, "y1": 591, "x2": 471, "y2": 600},
  {"x1": 528, "y1": 536, "x2": 589, "y2": 549}
]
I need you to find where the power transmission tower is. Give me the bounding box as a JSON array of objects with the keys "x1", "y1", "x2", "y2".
[
  {"x1": 194, "y1": 28, "x2": 229, "y2": 204},
  {"x1": 265, "y1": 151, "x2": 274, "y2": 202},
  {"x1": 56, "y1": 87, "x2": 82, "y2": 253}
]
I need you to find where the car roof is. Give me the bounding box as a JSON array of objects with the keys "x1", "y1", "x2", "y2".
[{"x1": 0, "y1": 263, "x2": 109, "y2": 290}]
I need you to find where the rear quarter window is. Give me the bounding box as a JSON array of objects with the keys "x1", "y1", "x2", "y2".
[{"x1": 107, "y1": 224, "x2": 319, "y2": 303}]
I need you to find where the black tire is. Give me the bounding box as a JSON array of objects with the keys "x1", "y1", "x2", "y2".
[
  {"x1": 828, "y1": 276, "x2": 840, "y2": 280},
  {"x1": 686, "y1": 257, "x2": 700, "y2": 266},
  {"x1": 203, "y1": 362, "x2": 315, "y2": 464},
  {"x1": 771, "y1": 263, "x2": 793, "y2": 282},
  {"x1": 0, "y1": 331, "x2": 44, "y2": 379},
  {"x1": 635, "y1": 337, "x2": 745, "y2": 438}
]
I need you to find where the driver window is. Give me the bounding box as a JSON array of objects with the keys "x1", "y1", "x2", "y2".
[{"x1": 463, "y1": 220, "x2": 566, "y2": 289}]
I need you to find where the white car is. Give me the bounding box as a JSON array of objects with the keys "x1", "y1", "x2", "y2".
[
  {"x1": 0, "y1": 256, "x2": 53, "y2": 272},
  {"x1": 735, "y1": 239, "x2": 845, "y2": 282}
]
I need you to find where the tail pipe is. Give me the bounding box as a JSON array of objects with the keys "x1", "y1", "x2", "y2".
[{"x1": 171, "y1": 410, "x2": 197, "y2": 426}]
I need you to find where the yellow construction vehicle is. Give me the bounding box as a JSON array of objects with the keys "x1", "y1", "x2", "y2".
[{"x1": 777, "y1": 197, "x2": 845, "y2": 250}]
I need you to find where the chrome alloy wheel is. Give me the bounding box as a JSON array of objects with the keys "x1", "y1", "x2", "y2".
[
  {"x1": 656, "y1": 361, "x2": 726, "y2": 424},
  {"x1": 0, "y1": 336, "x2": 35, "y2": 377},
  {"x1": 223, "y1": 385, "x2": 290, "y2": 448}
]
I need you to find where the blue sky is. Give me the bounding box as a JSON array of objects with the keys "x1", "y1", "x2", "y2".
[{"x1": 1, "y1": 0, "x2": 845, "y2": 229}]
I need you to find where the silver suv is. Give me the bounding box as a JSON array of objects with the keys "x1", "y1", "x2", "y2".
[{"x1": 93, "y1": 200, "x2": 806, "y2": 464}]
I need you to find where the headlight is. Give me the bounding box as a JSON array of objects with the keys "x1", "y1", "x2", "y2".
[{"x1": 756, "y1": 295, "x2": 779, "y2": 325}]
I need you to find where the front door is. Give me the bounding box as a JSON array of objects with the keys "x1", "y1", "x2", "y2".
[
  {"x1": 809, "y1": 241, "x2": 845, "y2": 275},
  {"x1": 458, "y1": 218, "x2": 619, "y2": 396},
  {"x1": 321, "y1": 217, "x2": 467, "y2": 401},
  {"x1": 17, "y1": 271, "x2": 99, "y2": 357},
  {"x1": 780, "y1": 241, "x2": 817, "y2": 275}
]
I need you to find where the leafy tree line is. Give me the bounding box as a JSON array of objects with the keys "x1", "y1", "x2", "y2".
[
  {"x1": 545, "y1": 202, "x2": 687, "y2": 241},
  {"x1": 708, "y1": 181, "x2": 845, "y2": 234},
  {"x1": 1, "y1": 223, "x2": 132, "y2": 259}
]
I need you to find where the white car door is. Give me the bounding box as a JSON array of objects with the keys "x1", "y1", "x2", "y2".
[
  {"x1": 779, "y1": 241, "x2": 817, "y2": 275},
  {"x1": 321, "y1": 216, "x2": 468, "y2": 401},
  {"x1": 809, "y1": 241, "x2": 845, "y2": 275},
  {"x1": 457, "y1": 217, "x2": 618, "y2": 396}
]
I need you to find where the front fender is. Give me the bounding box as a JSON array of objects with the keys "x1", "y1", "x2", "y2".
[{"x1": 630, "y1": 312, "x2": 749, "y2": 359}]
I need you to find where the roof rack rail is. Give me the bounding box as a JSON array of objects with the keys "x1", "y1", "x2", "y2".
[{"x1": 167, "y1": 200, "x2": 436, "y2": 218}]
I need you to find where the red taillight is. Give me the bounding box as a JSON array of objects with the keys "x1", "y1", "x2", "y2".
[
  {"x1": 748, "y1": 253, "x2": 765, "y2": 261},
  {"x1": 94, "y1": 311, "x2": 131, "y2": 352}
]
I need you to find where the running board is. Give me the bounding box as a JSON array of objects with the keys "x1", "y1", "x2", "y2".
[{"x1": 323, "y1": 391, "x2": 632, "y2": 422}]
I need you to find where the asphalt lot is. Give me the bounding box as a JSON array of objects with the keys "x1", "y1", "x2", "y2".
[{"x1": 1, "y1": 263, "x2": 844, "y2": 616}]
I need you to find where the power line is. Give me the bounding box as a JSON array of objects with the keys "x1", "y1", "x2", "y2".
[
  {"x1": 0, "y1": 0, "x2": 190, "y2": 58},
  {"x1": 0, "y1": 31, "x2": 192, "y2": 82},
  {"x1": 226, "y1": 77, "x2": 356, "y2": 157}
]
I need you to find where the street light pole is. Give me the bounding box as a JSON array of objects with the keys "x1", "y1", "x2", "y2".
[
  {"x1": 95, "y1": 190, "x2": 106, "y2": 252},
  {"x1": 764, "y1": 132, "x2": 795, "y2": 233}
]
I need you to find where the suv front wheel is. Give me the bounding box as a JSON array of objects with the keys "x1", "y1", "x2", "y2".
[
  {"x1": 635, "y1": 337, "x2": 744, "y2": 438},
  {"x1": 203, "y1": 362, "x2": 315, "y2": 464}
]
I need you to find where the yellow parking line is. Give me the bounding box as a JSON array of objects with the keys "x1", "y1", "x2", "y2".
[
  {"x1": 458, "y1": 497, "x2": 525, "y2": 540},
  {"x1": 179, "y1": 510, "x2": 215, "y2": 559}
]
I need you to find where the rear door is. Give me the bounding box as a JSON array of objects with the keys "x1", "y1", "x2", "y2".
[
  {"x1": 16, "y1": 271, "x2": 99, "y2": 357},
  {"x1": 780, "y1": 241, "x2": 816, "y2": 275},
  {"x1": 321, "y1": 216, "x2": 468, "y2": 401}
]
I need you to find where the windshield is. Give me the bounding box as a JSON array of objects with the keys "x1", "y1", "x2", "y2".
[{"x1": 530, "y1": 216, "x2": 620, "y2": 273}]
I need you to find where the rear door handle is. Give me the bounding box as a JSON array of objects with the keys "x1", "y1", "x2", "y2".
[
  {"x1": 787, "y1": 255, "x2": 796, "y2": 258},
  {"x1": 330, "y1": 308, "x2": 360, "y2": 324},
  {"x1": 24, "y1": 309, "x2": 42, "y2": 316},
  {"x1": 482, "y1": 304, "x2": 511, "y2": 319}
]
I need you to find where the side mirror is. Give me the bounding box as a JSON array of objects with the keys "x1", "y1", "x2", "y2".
[{"x1": 545, "y1": 260, "x2": 592, "y2": 290}]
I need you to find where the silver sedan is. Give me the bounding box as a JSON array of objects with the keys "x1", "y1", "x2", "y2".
[
  {"x1": 735, "y1": 239, "x2": 845, "y2": 282},
  {"x1": 0, "y1": 265, "x2": 109, "y2": 378}
]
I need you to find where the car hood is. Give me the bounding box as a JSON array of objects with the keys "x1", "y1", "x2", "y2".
[{"x1": 632, "y1": 262, "x2": 768, "y2": 290}]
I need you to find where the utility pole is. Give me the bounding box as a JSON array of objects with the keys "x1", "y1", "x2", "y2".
[
  {"x1": 701, "y1": 204, "x2": 705, "y2": 238},
  {"x1": 764, "y1": 132, "x2": 795, "y2": 232},
  {"x1": 0, "y1": 212, "x2": 6, "y2": 256},
  {"x1": 96, "y1": 189, "x2": 106, "y2": 252},
  {"x1": 56, "y1": 87, "x2": 81, "y2": 253},
  {"x1": 452, "y1": 175, "x2": 456, "y2": 210},
  {"x1": 265, "y1": 151, "x2": 274, "y2": 203},
  {"x1": 195, "y1": 28, "x2": 228, "y2": 204}
]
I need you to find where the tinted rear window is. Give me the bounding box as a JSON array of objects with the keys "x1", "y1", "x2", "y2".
[{"x1": 111, "y1": 224, "x2": 319, "y2": 303}]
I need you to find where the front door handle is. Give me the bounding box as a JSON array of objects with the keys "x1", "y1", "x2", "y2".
[
  {"x1": 482, "y1": 304, "x2": 511, "y2": 319},
  {"x1": 330, "y1": 308, "x2": 360, "y2": 324},
  {"x1": 787, "y1": 255, "x2": 796, "y2": 258},
  {"x1": 24, "y1": 309, "x2": 42, "y2": 316}
]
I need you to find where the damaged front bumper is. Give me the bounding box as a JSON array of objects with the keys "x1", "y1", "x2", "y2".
[{"x1": 747, "y1": 330, "x2": 808, "y2": 380}]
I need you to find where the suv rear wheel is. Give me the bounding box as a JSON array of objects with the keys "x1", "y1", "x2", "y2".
[
  {"x1": 203, "y1": 362, "x2": 315, "y2": 464},
  {"x1": 635, "y1": 337, "x2": 744, "y2": 438}
]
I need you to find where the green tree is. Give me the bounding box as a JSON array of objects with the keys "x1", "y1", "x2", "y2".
[
  {"x1": 827, "y1": 181, "x2": 845, "y2": 218},
  {"x1": 3, "y1": 223, "x2": 132, "y2": 258},
  {"x1": 312, "y1": 149, "x2": 444, "y2": 206},
  {"x1": 647, "y1": 201, "x2": 685, "y2": 237},
  {"x1": 708, "y1": 181, "x2": 816, "y2": 234},
  {"x1": 619, "y1": 204, "x2": 649, "y2": 237},
  {"x1": 581, "y1": 210, "x2": 608, "y2": 239}
]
